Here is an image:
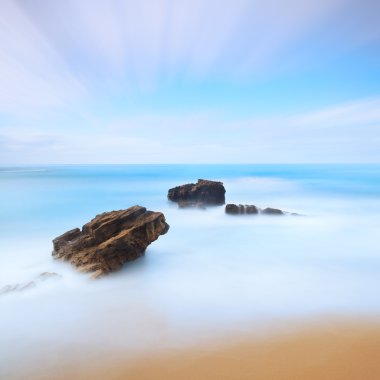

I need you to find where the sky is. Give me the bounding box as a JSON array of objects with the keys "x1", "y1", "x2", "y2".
[{"x1": 0, "y1": 0, "x2": 380, "y2": 164}]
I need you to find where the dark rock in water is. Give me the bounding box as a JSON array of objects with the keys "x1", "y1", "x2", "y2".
[
  {"x1": 53, "y1": 228, "x2": 81, "y2": 251},
  {"x1": 0, "y1": 272, "x2": 61, "y2": 295},
  {"x1": 168, "y1": 179, "x2": 226, "y2": 206},
  {"x1": 0, "y1": 282, "x2": 36, "y2": 295},
  {"x1": 225, "y1": 204, "x2": 240, "y2": 214},
  {"x1": 225, "y1": 204, "x2": 296, "y2": 215},
  {"x1": 246, "y1": 205, "x2": 259, "y2": 214},
  {"x1": 262, "y1": 207, "x2": 284, "y2": 215},
  {"x1": 38, "y1": 272, "x2": 61, "y2": 280},
  {"x1": 225, "y1": 204, "x2": 259, "y2": 215},
  {"x1": 52, "y1": 205, "x2": 169, "y2": 278}
]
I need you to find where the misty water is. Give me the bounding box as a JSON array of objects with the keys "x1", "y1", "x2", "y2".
[{"x1": 1, "y1": 164, "x2": 380, "y2": 374}]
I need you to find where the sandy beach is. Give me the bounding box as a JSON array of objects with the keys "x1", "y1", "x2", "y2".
[{"x1": 14, "y1": 317, "x2": 380, "y2": 380}]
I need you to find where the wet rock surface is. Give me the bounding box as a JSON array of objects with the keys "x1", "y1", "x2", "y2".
[
  {"x1": 168, "y1": 179, "x2": 226, "y2": 206},
  {"x1": 52, "y1": 205, "x2": 169, "y2": 278}
]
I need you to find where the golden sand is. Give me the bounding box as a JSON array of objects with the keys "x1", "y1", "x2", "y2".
[{"x1": 20, "y1": 318, "x2": 380, "y2": 380}]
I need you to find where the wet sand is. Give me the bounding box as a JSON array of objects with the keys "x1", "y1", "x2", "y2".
[{"x1": 18, "y1": 317, "x2": 380, "y2": 380}]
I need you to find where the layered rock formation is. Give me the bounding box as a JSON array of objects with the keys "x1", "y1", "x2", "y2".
[
  {"x1": 52, "y1": 206, "x2": 169, "y2": 278},
  {"x1": 168, "y1": 179, "x2": 226, "y2": 206}
]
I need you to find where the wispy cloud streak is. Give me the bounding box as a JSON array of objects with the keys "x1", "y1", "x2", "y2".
[
  {"x1": 1, "y1": 1, "x2": 379, "y2": 163},
  {"x1": 0, "y1": 0, "x2": 87, "y2": 112},
  {"x1": 13, "y1": 0, "x2": 380, "y2": 89},
  {"x1": 1, "y1": 97, "x2": 379, "y2": 163}
]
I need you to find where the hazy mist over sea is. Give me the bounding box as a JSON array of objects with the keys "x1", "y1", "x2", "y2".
[{"x1": 1, "y1": 164, "x2": 380, "y2": 376}]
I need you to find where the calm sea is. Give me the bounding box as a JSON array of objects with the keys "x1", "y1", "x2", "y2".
[{"x1": 1, "y1": 164, "x2": 380, "y2": 373}]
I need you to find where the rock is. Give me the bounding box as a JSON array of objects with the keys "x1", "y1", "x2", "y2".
[
  {"x1": 0, "y1": 282, "x2": 35, "y2": 295},
  {"x1": 0, "y1": 272, "x2": 61, "y2": 296},
  {"x1": 262, "y1": 207, "x2": 284, "y2": 215},
  {"x1": 38, "y1": 272, "x2": 61, "y2": 281},
  {"x1": 53, "y1": 228, "x2": 81, "y2": 251},
  {"x1": 52, "y1": 206, "x2": 169, "y2": 278},
  {"x1": 225, "y1": 204, "x2": 293, "y2": 215},
  {"x1": 246, "y1": 205, "x2": 259, "y2": 214},
  {"x1": 225, "y1": 204, "x2": 240, "y2": 214},
  {"x1": 168, "y1": 179, "x2": 226, "y2": 206},
  {"x1": 225, "y1": 204, "x2": 259, "y2": 215}
]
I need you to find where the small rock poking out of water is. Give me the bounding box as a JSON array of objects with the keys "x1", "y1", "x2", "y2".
[
  {"x1": 225, "y1": 204, "x2": 259, "y2": 214},
  {"x1": 52, "y1": 205, "x2": 170, "y2": 279},
  {"x1": 168, "y1": 179, "x2": 226, "y2": 207},
  {"x1": 225, "y1": 204, "x2": 299, "y2": 215},
  {"x1": 0, "y1": 272, "x2": 61, "y2": 295},
  {"x1": 262, "y1": 207, "x2": 284, "y2": 215}
]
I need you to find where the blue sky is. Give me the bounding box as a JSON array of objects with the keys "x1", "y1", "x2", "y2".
[{"x1": 0, "y1": 0, "x2": 379, "y2": 164}]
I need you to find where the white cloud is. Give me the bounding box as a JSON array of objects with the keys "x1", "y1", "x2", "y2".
[
  {"x1": 1, "y1": 97, "x2": 378, "y2": 163},
  {"x1": 1, "y1": 1, "x2": 379, "y2": 163},
  {"x1": 290, "y1": 98, "x2": 380, "y2": 128}
]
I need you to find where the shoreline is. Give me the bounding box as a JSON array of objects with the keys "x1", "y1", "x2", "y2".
[{"x1": 9, "y1": 316, "x2": 380, "y2": 380}]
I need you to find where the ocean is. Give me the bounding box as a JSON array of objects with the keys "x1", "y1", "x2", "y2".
[{"x1": 1, "y1": 164, "x2": 380, "y2": 376}]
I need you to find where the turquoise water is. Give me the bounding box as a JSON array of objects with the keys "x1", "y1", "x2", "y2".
[
  {"x1": 1, "y1": 164, "x2": 379, "y2": 233},
  {"x1": 1, "y1": 164, "x2": 380, "y2": 373}
]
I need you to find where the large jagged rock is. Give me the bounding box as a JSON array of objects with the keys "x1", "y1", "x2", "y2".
[
  {"x1": 52, "y1": 206, "x2": 169, "y2": 278},
  {"x1": 168, "y1": 179, "x2": 226, "y2": 206}
]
